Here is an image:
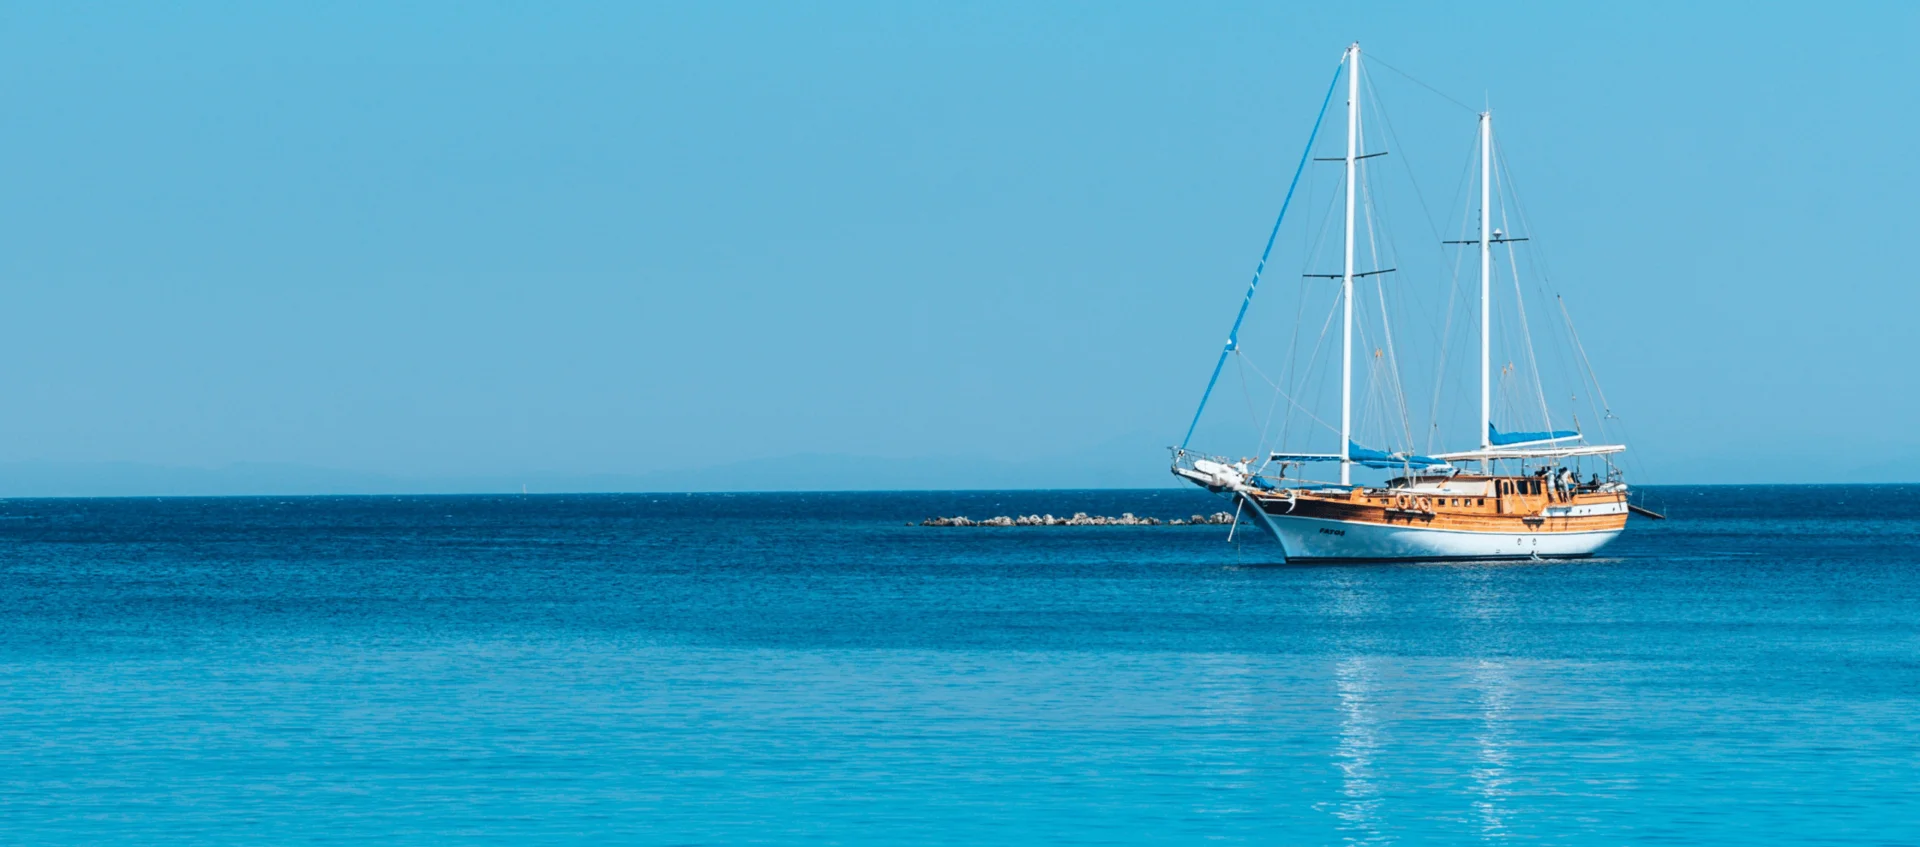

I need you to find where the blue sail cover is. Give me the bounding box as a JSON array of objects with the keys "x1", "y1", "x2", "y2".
[
  {"x1": 1271, "y1": 443, "x2": 1446, "y2": 469},
  {"x1": 1488, "y1": 424, "x2": 1580, "y2": 446},
  {"x1": 1348, "y1": 442, "x2": 1446, "y2": 469}
]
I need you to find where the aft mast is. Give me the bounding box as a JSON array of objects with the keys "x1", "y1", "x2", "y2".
[
  {"x1": 1340, "y1": 42, "x2": 1360, "y2": 485},
  {"x1": 1479, "y1": 111, "x2": 1492, "y2": 457}
]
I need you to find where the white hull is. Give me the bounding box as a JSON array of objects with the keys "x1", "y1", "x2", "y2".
[{"x1": 1235, "y1": 494, "x2": 1621, "y2": 561}]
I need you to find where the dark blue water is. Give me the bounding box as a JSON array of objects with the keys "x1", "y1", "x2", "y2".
[{"x1": 1, "y1": 486, "x2": 1915, "y2": 844}]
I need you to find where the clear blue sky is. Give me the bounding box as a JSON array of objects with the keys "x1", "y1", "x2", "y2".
[{"x1": 0, "y1": 2, "x2": 1914, "y2": 492}]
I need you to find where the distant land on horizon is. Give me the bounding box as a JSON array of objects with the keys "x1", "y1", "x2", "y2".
[{"x1": 0, "y1": 452, "x2": 1914, "y2": 498}]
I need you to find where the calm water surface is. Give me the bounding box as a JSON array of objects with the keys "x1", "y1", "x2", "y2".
[{"x1": 1, "y1": 486, "x2": 1916, "y2": 843}]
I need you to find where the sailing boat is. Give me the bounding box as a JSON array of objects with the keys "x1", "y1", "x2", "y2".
[{"x1": 1170, "y1": 43, "x2": 1657, "y2": 561}]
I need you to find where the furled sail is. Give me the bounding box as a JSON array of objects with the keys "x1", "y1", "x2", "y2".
[
  {"x1": 1348, "y1": 443, "x2": 1446, "y2": 469},
  {"x1": 1488, "y1": 424, "x2": 1579, "y2": 447},
  {"x1": 1272, "y1": 443, "x2": 1445, "y2": 469}
]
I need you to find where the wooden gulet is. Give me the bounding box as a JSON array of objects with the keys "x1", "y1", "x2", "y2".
[{"x1": 1170, "y1": 43, "x2": 1652, "y2": 561}]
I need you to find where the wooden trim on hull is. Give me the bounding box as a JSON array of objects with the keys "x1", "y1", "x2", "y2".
[
  {"x1": 1245, "y1": 484, "x2": 1628, "y2": 535},
  {"x1": 1238, "y1": 506, "x2": 1625, "y2": 562}
]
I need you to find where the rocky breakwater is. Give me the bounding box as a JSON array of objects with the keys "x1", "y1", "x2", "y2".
[{"x1": 921, "y1": 511, "x2": 1240, "y2": 527}]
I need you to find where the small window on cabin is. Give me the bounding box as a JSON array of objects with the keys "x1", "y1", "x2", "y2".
[{"x1": 1477, "y1": 498, "x2": 1484, "y2": 506}]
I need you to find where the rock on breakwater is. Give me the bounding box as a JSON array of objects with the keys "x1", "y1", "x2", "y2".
[{"x1": 921, "y1": 511, "x2": 1240, "y2": 527}]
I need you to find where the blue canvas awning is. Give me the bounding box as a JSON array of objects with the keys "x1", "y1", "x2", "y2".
[
  {"x1": 1348, "y1": 442, "x2": 1446, "y2": 469},
  {"x1": 1270, "y1": 444, "x2": 1446, "y2": 468},
  {"x1": 1488, "y1": 424, "x2": 1580, "y2": 446}
]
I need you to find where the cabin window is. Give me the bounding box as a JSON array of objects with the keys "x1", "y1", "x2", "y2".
[{"x1": 1476, "y1": 499, "x2": 1484, "y2": 506}]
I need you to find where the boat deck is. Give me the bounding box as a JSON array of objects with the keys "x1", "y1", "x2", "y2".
[{"x1": 1247, "y1": 475, "x2": 1628, "y2": 534}]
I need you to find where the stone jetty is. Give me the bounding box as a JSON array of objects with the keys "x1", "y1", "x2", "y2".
[{"x1": 920, "y1": 511, "x2": 1240, "y2": 527}]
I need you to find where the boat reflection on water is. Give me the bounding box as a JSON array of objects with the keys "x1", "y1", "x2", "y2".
[
  {"x1": 1470, "y1": 659, "x2": 1515, "y2": 840},
  {"x1": 1331, "y1": 656, "x2": 1386, "y2": 843}
]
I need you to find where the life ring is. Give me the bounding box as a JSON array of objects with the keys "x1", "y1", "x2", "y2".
[
  {"x1": 1398, "y1": 495, "x2": 1411, "y2": 508},
  {"x1": 1416, "y1": 496, "x2": 1432, "y2": 512}
]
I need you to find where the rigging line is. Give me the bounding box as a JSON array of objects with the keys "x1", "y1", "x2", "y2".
[
  {"x1": 1558, "y1": 296, "x2": 1612, "y2": 416},
  {"x1": 1425, "y1": 128, "x2": 1482, "y2": 454},
  {"x1": 1298, "y1": 175, "x2": 1348, "y2": 282},
  {"x1": 1493, "y1": 143, "x2": 1588, "y2": 440},
  {"x1": 1352, "y1": 76, "x2": 1431, "y2": 448},
  {"x1": 1276, "y1": 230, "x2": 1317, "y2": 451},
  {"x1": 1497, "y1": 141, "x2": 1615, "y2": 445},
  {"x1": 1236, "y1": 355, "x2": 1261, "y2": 437},
  {"x1": 1492, "y1": 142, "x2": 1570, "y2": 441},
  {"x1": 1353, "y1": 313, "x2": 1380, "y2": 445},
  {"x1": 1353, "y1": 305, "x2": 1401, "y2": 456},
  {"x1": 1358, "y1": 160, "x2": 1417, "y2": 452},
  {"x1": 1236, "y1": 349, "x2": 1344, "y2": 439},
  {"x1": 1352, "y1": 74, "x2": 1435, "y2": 354},
  {"x1": 1280, "y1": 181, "x2": 1348, "y2": 450},
  {"x1": 1490, "y1": 143, "x2": 1585, "y2": 421},
  {"x1": 1364, "y1": 68, "x2": 1456, "y2": 266},
  {"x1": 1351, "y1": 90, "x2": 1413, "y2": 456},
  {"x1": 1494, "y1": 165, "x2": 1556, "y2": 439},
  {"x1": 1285, "y1": 290, "x2": 1347, "y2": 452},
  {"x1": 1260, "y1": 207, "x2": 1321, "y2": 463},
  {"x1": 1366, "y1": 52, "x2": 1479, "y2": 114},
  {"x1": 1277, "y1": 286, "x2": 1347, "y2": 451},
  {"x1": 1254, "y1": 354, "x2": 1289, "y2": 467},
  {"x1": 1359, "y1": 70, "x2": 1454, "y2": 394},
  {"x1": 1181, "y1": 58, "x2": 1344, "y2": 449},
  {"x1": 1263, "y1": 284, "x2": 1308, "y2": 461},
  {"x1": 1275, "y1": 171, "x2": 1328, "y2": 450}
]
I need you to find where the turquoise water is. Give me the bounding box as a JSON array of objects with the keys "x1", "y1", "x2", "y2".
[{"x1": 1, "y1": 487, "x2": 1915, "y2": 843}]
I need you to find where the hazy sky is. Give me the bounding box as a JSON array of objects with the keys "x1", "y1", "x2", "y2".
[{"x1": 0, "y1": 2, "x2": 1914, "y2": 490}]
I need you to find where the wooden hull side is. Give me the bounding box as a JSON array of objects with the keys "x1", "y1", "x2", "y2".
[
  {"x1": 1246, "y1": 491, "x2": 1628, "y2": 535},
  {"x1": 1234, "y1": 487, "x2": 1628, "y2": 561}
]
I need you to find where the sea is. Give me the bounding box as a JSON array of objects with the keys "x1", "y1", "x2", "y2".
[{"x1": 1, "y1": 486, "x2": 1915, "y2": 844}]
